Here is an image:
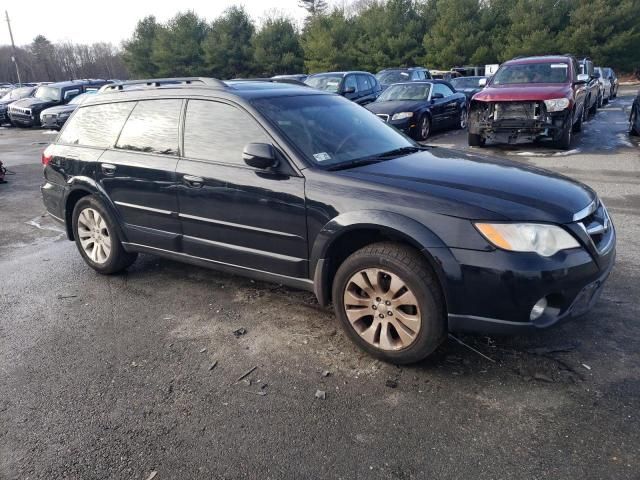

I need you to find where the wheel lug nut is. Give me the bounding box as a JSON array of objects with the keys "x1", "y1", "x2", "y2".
[
  {"x1": 376, "y1": 297, "x2": 381, "y2": 302},
  {"x1": 385, "y1": 300, "x2": 391, "y2": 306},
  {"x1": 378, "y1": 313, "x2": 385, "y2": 319},
  {"x1": 387, "y1": 311, "x2": 393, "y2": 316},
  {"x1": 372, "y1": 305, "x2": 377, "y2": 310}
]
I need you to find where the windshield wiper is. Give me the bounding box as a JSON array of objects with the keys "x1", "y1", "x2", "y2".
[{"x1": 326, "y1": 146, "x2": 426, "y2": 171}]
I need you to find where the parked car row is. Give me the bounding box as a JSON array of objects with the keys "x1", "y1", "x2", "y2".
[{"x1": 0, "y1": 79, "x2": 111, "y2": 128}]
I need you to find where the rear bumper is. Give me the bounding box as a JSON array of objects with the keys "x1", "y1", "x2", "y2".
[
  {"x1": 440, "y1": 235, "x2": 616, "y2": 335},
  {"x1": 41, "y1": 115, "x2": 64, "y2": 129}
]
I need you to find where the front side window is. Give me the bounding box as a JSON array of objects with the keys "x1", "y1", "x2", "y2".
[
  {"x1": 59, "y1": 102, "x2": 135, "y2": 148},
  {"x1": 432, "y1": 83, "x2": 453, "y2": 97},
  {"x1": 253, "y1": 94, "x2": 415, "y2": 168},
  {"x1": 357, "y1": 74, "x2": 372, "y2": 91},
  {"x1": 183, "y1": 100, "x2": 269, "y2": 165},
  {"x1": 492, "y1": 63, "x2": 569, "y2": 85},
  {"x1": 63, "y1": 89, "x2": 80, "y2": 101},
  {"x1": 35, "y1": 86, "x2": 60, "y2": 102},
  {"x1": 344, "y1": 75, "x2": 358, "y2": 92},
  {"x1": 116, "y1": 99, "x2": 182, "y2": 155}
]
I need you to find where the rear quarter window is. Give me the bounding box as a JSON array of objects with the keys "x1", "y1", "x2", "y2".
[
  {"x1": 116, "y1": 99, "x2": 182, "y2": 155},
  {"x1": 59, "y1": 102, "x2": 135, "y2": 148}
]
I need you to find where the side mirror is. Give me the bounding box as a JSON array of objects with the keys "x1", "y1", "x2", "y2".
[
  {"x1": 242, "y1": 143, "x2": 278, "y2": 169},
  {"x1": 592, "y1": 72, "x2": 601, "y2": 79},
  {"x1": 342, "y1": 86, "x2": 356, "y2": 95},
  {"x1": 576, "y1": 73, "x2": 589, "y2": 83},
  {"x1": 478, "y1": 78, "x2": 487, "y2": 87},
  {"x1": 431, "y1": 93, "x2": 444, "y2": 100}
]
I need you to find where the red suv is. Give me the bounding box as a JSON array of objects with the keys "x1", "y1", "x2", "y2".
[{"x1": 468, "y1": 55, "x2": 588, "y2": 150}]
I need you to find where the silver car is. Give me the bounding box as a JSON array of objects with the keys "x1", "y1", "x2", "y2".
[{"x1": 595, "y1": 67, "x2": 611, "y2": 107}]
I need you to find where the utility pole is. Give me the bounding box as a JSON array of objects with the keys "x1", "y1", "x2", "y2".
[{"x1": 5, "y1": 10, "x2": 22, "y2": 86}]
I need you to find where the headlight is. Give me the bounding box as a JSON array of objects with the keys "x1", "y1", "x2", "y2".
[
  {"x1": 544, "y1": 98, "x2": 570, "y2": 112},
  {"x1": 474, "y1": 223, "x2": 580, "y2": 257},
  {"x1": 391, "y1": 112, "x2": 413, "y2": 120}
]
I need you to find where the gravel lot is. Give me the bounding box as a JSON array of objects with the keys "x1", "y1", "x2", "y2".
[{"x1": 1, "y1": 87, "x2": 639, "y2": 479}]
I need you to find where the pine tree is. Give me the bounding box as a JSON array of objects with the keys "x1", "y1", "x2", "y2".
[
  {"x1": 253, "y1": 17, "x2": 304, "y2": 76},
  {"x1": 122, "y1": 16, "x2": 160, "y2": 77}
]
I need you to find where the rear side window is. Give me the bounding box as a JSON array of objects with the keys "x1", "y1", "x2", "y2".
[
  {"x1": 357, "y1": 74, "x2": 372, "y2": 91},
  {"x1": 59, "y1": 102, "x2": 135, "y2": 148},
  {"x1": 116, "y1": 99, "x2": 182, "y2": 155},
  {"x1": 183, "y1": 100, "x2": 269, "y2": 165}
]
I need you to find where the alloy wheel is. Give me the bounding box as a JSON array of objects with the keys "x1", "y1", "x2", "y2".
[
  {"x1": 342, "y1": 268, "x2": 421, "y2": 351},
  {"x1": 77, "y1": 207, "x2": 112, "y2": 264},
  {"x1": 420, "y1": 116, "x2": 430, "y2": 140}
]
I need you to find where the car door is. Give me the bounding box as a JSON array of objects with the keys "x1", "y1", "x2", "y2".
[
  {"x1": 97, "y1": 98, "x2": 183, "y2": 251},
  {"x1": 176, "y1": 99, "x2": 308, "y2": 279},
  {"x1": 356, "y1": 74, "x2": 375, "y2": 105},
  {"x1": 437, "y1": 83, "x2": 459, "y2": 125},
  {"x1": 341, "y1": 74, "x2": 360, "y2": 104},
  {"x1": 429, "y1": 83, "x2": 454, "y2": 126}
]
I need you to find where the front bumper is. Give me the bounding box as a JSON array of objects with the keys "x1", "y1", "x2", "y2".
[
  {"x1": 439, "y1": 230, "x2": 616, "y2": 335},
  {"x1": 8, "y1": 110, "x2": 39, "y2": 127},
  {"x1": 470, "y1": 102, "x2": 570, "y2": 144}
]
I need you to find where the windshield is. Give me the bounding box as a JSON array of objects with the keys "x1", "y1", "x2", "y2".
[
  {"x1": 492, "y1": 63, "x2": 568, "y2": 85},
  {"x1": 35, "y1": 86, "x2": 61, "y2": 102},
  {"x1": 253, "y1": 94, "x2": 415, "y2": 168},
  {"x1": 376, "y1": 70, "x2": 411, "y2": 85},
  {"x1": 304, "y1": 75, "x2": 343, "y2": 93},
  {"x1": 377, "y1": 83, "x2": 430, "y2": 102},
  {"x1": 2, "y1": 87, "x2": 32, "y2": 100},
  {"x1": 451, "y1": 77, "x2": 483, "y2": 89}
]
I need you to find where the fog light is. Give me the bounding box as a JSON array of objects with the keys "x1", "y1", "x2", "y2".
[{"x1": 530, "y1": 297, "x2": 548, "y2": 321}]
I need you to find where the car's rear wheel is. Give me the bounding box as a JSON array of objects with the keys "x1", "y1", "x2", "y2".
[
  {"x1": 589, "y1": 95, "x2": 598, "y2": 115},
  {"x1": 417, "y1": 114, "x2": 431, "y2": 141},
  {"x1": 468, "y1": 131, "x2": 485, "y2": 147},
  {"x1": 332, "y1": 242, "x2": 446, "y2": 364},
  {"x1": 72, "y1": 196, "x2": 137, "y2": 274}
]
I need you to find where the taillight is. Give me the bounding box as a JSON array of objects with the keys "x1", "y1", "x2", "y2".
[{"x1": 42, "y1": 146, "x2": 53, "y2": 166}]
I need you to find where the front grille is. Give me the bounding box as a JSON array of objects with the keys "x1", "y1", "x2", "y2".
[
  {"x1": 494, "y1": 102, "x2": 541, "y2": 121},
  {"x1": 578, "y1": 201, "x2": 613, "y2": 253},
  {"x1": 9, "y1": 106, "x2": 31, "y2": 116},
  {"x1": 376, "y1": 114, "x2": 390, "y2": 122}
]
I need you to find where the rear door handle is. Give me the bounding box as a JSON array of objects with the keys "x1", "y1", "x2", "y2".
[
  {"x1": 101, "y1": 163, "x2": 116, "y2": 175},
  {"x1": 183, "y1": 175, "x2": 204, "y2": 188}
]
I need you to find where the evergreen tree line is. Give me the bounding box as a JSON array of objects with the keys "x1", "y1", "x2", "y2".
[
  {"x1": 0, "y1": 36, "x2": 127, "y2": 83},
  {"x1": 123, "y1": 0, "x2": 640, "y2": 79}
]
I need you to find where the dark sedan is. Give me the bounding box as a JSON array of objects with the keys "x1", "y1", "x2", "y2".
[
  {"x1": 365, "y1": 80, "x2": 468, "y2": 140},
  {"x1": 450, "y1": 76, "x2": 488, "y2": 101},
  {"x1": 630, "y1": 90, "x2": 640, "y2": 136},
  {"x1": 40, "y1": 92, "x2": 97, "y2": 130}
]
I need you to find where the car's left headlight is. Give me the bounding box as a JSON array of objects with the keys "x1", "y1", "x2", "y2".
[
  {"x1": 544, "y1": 98, "x2": 570, "y2": 112},
  {"x1": 474, "y1": 223, "x2": 580, "y2": 257},
  {"x1": 391, "y1": 112, "x2": 413, "y2": 120}
]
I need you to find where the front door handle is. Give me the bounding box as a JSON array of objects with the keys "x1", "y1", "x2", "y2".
[
  {"x1": 183, "y1": 175, "x2": 204, "y2": 188},
  {"x1": 101, "y1": 163, "x2": 116, "y2": 175}
]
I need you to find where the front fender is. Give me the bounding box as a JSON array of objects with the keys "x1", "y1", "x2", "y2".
[{"x1": 310, "y1": 210, "x2": 460, "y2": 306}]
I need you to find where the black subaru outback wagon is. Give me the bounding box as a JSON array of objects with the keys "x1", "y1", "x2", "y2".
[{"x1": 41, "y1": 78, "x2": 615, "y2": 364}]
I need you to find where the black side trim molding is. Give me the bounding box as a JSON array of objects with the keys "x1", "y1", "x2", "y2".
[{"x1": 122, "y1": 242, "x2": 314, "y2": 292}]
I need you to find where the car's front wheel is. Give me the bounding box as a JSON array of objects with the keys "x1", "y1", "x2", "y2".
[
  {"x1": 630, "y1": 107, "x2": 640, "y2": 136},
  {"x1": 554, "y1": 120, "x2": 572, "y2": 150},
  {"x1": 468, "y1": 131, "x2": 485, "y2": 147},
  {"x1": 458, "y1": 107, "x2": 468, "y2": 129},
  {"x1": 416, "y1": 114, "x2": 431, "y2": 141},
  {"x1": 72, "y1": 196, "x2": 137, "y2": 274},
  {"x1": 332, "y1": 242, "x2": 446, "y2": 364}
]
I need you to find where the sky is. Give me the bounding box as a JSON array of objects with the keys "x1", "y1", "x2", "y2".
[{"x1": 2, "y1": 0, "x2": 318, "y2": 47}]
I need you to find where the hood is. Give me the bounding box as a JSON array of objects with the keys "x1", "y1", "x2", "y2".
[
  {"x1": 338, "y1": 148, "x2": 595, "y2": 223},
  {"x1": 366, "y1": 100, "x2": 425, "y2": 115},
  {"x1": 473, "y1": 83, "x2": 572, "y2": 102},
  {"x1": 10, "y1": 97, "x2": 57, "y2": 111},
  {"x1": 42, "y1": 104, "x2": 77, "y2": 115}
]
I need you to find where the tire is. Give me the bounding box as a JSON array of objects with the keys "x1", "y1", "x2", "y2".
[
  {"x1": 630, "y1": 108, "x2": 640, "y2": 136},
  {"x1": 583, "y1": 98, "x2": 590, "y2": 121},
  {"x1": 597, "y1": 92, "x2": 603, "y2": 108},
  {"x1": 416, "y1": 114, "x2": 431, "y2": 141},
  {"x1": 457, "y1": 107, "x2": 468, "y2": 130},
  {"x1": 72, "y1": 195, "x2": 137, "y2": 274},
  {"x1": 468, "y1": 131, "x2": 485, "y2": 147},
  {"x1": 572, "y1": 108, "x2": 583, "y2": 133},
  {"x1": 332, "y1": 242, "x2": 446, "y2": 364},
  {"x1": 554, "y1": 120, "x2": 572, "y2": 150},
  {"x1": 589, "y1": 94, "x2": 598, "y2": 116}
]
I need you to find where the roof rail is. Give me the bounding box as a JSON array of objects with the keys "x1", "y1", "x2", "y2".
[
  {"x1": 229, "y1": 77, "x2": 308, "y2": 87},
  {"x1": 100, "y1": 77, "x2": 227, "y2": 93}
]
